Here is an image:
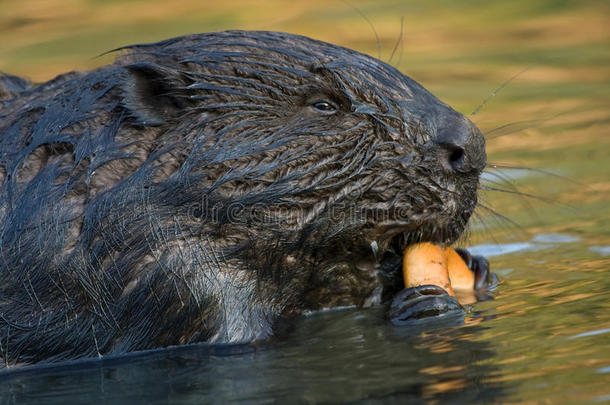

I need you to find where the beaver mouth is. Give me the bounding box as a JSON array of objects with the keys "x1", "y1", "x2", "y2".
[
  {"x1": 373, "y1": 218, "x2": 470, "y2": 304},
  {"x1": 373, "y1": 217, "x2": 468, "y2": 253},
  {"x1": 366, "y1": 191, "x2": 477, "y2": 252}
]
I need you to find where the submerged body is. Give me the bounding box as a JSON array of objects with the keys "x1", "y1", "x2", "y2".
[{"x1": 0, "y1": 31, "x2": 489, "y2": 366}]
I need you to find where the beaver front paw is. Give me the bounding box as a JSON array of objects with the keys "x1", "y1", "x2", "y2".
[
  {"x1": 454, "y1": 248, "x2": 499, "y2": 296},
  {"x1": 388, "y1": 285, "x2": 464, "y2": 325}
]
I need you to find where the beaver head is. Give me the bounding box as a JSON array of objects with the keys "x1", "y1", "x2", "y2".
[
  {"x1": 118, "y1": 31, "x2": 485, "y2": 305},
  {"x1": 120, "y1": 31, "x2": 485, "y2": 240},
  {"x1": 0, "y1": 31, "x2": 485, "y2": 364}
]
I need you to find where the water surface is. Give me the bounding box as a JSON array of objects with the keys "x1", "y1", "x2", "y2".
[{"x1": 1, "y1": 0, "x2": 609, "y2": 403}]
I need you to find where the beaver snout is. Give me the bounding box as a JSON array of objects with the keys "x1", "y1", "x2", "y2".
[{"x1": 433, "y1": 114, "x2": 486, "y2": 174}]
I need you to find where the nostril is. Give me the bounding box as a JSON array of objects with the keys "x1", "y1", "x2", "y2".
[
  {"x1": 448, "y1": 147, "x2": 465, "y2": 168},
  {"x1": 438, "y1": 142, "x2": 468, "y2": 172},
  {"x1": 433, "y1": 115, "x2": 486, "y2": 172}
]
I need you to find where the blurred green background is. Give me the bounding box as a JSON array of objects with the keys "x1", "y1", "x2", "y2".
[
  {"x1": 2, "y1": 0, "x2": 608, "y2": 241},
  {"x1": 1, "y1": 1, "x2": 609, "y2": 403}
]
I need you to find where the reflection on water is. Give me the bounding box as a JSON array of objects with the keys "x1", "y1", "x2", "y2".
[
  {"x1": 590, "y1": 246, "x2": 610, "y2": 256},
  {"x1": 1, "y1": 309, "x2": 507, "y2": 404},
  {"x1": 468, "y1": 233, "x2": 582, "y2": 257},
  {"x1": 1, "y1": 0, "x2": 609, "y2": 403},
  {"x1": 1, "y1": 234, "x2": 608, "y2": 403}
]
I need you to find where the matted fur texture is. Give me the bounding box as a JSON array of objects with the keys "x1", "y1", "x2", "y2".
[{"x1": 0, "y1": 31, "x2": 485, "y2": 366}]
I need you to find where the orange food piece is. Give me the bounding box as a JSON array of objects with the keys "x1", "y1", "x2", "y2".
[
  {"x1": 402, "y1": 243, "x2": 477, "y2": 299},
  {"x1": 445, "y1": 247, "x2": 475, "y2": 291},
  {"x1": 402, "y1": 243, "x2": 455, "y2": 296}
]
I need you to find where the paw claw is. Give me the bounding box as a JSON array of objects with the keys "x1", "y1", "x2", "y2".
[
  {"x1": 389, "y1": 285, "x2": 464, "y2": 325},
  {"x1": 455, "y1": 248, "x2": 496, "y2": 291}
]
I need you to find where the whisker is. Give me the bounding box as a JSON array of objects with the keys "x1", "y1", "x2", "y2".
[
  {"x1": 484, "y1": 118, "x2": 544, "y2": 138},
  {"x1": 342, "y1": 0, "x2": 382, "y2": 59},
  {"x1": 468, "y1": 211, "x2": 501, "y2": 242},
  {"x1": 480, "y1": 185, "x2": 556, "y2": 204},
  {"x1": 471, "y1": 66, "x2": 533, "y2": 116},
  {"x1": 388, "y1": 17, "x2": 405, "y2": 66},
  {"x1": 481, "y1": 172, "x2": 519, "y2": 191},
  {"x1": 474, "y1": 201, "x2": 529, "y2": 237},
  {"x1": 468, "y1": 209, "x2": 525, "y2": 245},
  {"x1": 480, "y1": 171, "x2": 540, "y2": 215},
  {"x1": 482, "y1": 168, "x2": 521, "y2": 187},
  {"x1": 483, "y1": 112, "x2": 566, "y2": 139},
  {"x1": 485, "y1": 162, "x2": 581, "y2": 185}
]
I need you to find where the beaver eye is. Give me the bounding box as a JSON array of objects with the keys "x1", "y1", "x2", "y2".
[{"x1": 311, "y1": 100, "x2": 337, "y2": 113}]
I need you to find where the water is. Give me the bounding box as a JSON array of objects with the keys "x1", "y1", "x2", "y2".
[{"x1": 1, "y1": 0, "x2": 609, "y2": 403}]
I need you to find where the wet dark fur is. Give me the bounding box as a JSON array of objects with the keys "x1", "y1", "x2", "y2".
[{"x1": 0, "y1": 31, "x2": 485, "y2": 366}]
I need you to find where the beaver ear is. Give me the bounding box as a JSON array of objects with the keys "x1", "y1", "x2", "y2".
[{"x1": 121, "y1": 62, "x2": 191, "y2": 126}]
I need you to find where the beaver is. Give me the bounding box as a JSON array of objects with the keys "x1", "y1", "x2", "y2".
[{"x1": 0, "y1": 30, "x2": 494, "y2": 367}]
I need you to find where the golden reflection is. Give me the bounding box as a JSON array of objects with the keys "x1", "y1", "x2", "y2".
[
  {"x1": 484, "y1": 370, "x2": 543, "y2": 384},
  {"x1": 422, "y1": 378, "x2": 468, "y2": 398},
  {"x1": 552, "y1": 293, "x2": 596, "y2": 305},
  {"x1": 419, "y1": 365, "x2": 465, "y2": 375},
  {"x1": 455, "y1": 290, "x2": 477, "y2": 306},
  {"x1": 416, "y1": 339, "x2": 455, "y2": 354},
  {"x1": 0, "y1": 1, "x2": 609, "y2": 403},
  {"x1": 463, "y1": 316, "x2": 483, "y2": 327}
]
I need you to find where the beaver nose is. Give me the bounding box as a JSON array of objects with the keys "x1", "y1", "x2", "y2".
[{"x1": 434, "y1": 115, "x2": 486, "y2": 174}]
